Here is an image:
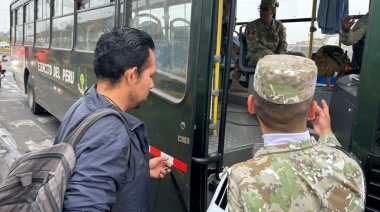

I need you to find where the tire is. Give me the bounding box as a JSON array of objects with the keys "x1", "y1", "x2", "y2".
[{"x1": 27, "y1": 76, "x2": 44, "y2": 114}]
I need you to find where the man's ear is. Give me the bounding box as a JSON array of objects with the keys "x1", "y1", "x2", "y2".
[
  {"x1": 271, "y1": 8, "x2": 276, "y2": 15},
  {"x1": 247, "y1": 94, "x2": 256, "y2": 114},
  {"x1": 124, "y1": 67, "x2": 138, "y2": 84},
  {"x1": 308, "y1": 100, "x2": 318, "y2": 120}
]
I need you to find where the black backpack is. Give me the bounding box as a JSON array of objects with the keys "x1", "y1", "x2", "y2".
[
  {"x1": 312, "y1": 45, "x2": 351, "y2": 85},
  {"x1": 0, "y1": 109, "x2": 130, "y2": 211}
]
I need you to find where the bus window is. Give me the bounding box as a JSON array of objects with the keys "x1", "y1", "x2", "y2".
[
  {"x1": 282, "y1": 22, "x2": 323, "y2": 54},
  {"x1": 52, "y1": 17, "x2": 74, "y2": 49},
  {"x1": 36, "y1": 0, "x2": 51, "y2": 47},
  {"x1": 236, "y1": 0, "x2": 259, "y2": 22},
  {"x1": 348, "y1": 0, "x2": 370, "y2": 14},
  {"x1": 37, "y1": 0, "x2": 50, "y2": 20},
  {"x1": 24, "y1": 2, "x2": 35, "y2": 46},
  {"x1": 52, "y1": 0, "x2": 74, "y2": 49},
  {"x1": 11, "y1": 11, "x2": 15, "y2": 45},
  {"x1": 77, "y1": 5, "x2": 115, "y2": 51},
  {"x1": 130, "y1": 0, "x2": 191, "y2": 101},
  {"x1": 168, "y1": 3, "x2": 191, "y2": 72},
  {"x1": 15, "y1": 7, "x2": 23, "y2": 45},
  {"x1": 276, "y1": 0, "x2": 314, "y2": 20},
  {"x1": 119, "y1": 2, "x2": 124, "y2": 26},
  {"x1": 131, "y1": 9, "x2": 168, "y2": 70},
  {"x1": 54, "y1": 0, "x2": 74, "y2": 17},
  {"x1": 36, "y1": 21, "x2": 50, "y2": 47}
]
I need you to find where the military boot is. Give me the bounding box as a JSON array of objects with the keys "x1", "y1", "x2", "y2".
[{"x1": 229, "y1": 80, "x2": 248, "y2": 92}]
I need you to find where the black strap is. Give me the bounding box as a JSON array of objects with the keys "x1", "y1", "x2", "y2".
[{"x1": 170, "y1": 172, "x2": 188, "y2": 212}]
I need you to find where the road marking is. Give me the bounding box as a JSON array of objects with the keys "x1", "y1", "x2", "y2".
[
  {"x1": 24, "y1": 139, "x2": 53, "y2": 151},
  {"x1": 9, "y1": 120, "x2": 36, "y2": 127},
  {"x1": 0, "y1": 128, "x2": 22, "y2": 167},
  {"x1": 36, "y1": 117, "x2": 57, "y2": 124},
  {"x1": 0, "y1": 99, "x2": 26, "y2": 102}
]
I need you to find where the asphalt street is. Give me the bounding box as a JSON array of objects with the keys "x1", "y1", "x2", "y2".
[{"x1": 0, "y1": 57, "x2": 60, "y2": 183}]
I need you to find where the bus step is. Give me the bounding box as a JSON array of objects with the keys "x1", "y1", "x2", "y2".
[
  {"x1": 366, "y1": 193, "x2": 380, "y2": 211},
  {"x1": 372, "y1": 168, "x2": 380, "y2": 179},
  {"x1": 367, "y1": 193, "x2": 380, "y2": 201},
  {"x1": 369, "y1": 181, "x2": 380, "y2": 191},
  {"x1": 365, "y1": 206, "x2": 380, "y2": 212}
]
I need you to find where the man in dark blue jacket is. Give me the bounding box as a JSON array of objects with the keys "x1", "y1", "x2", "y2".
[{"x1": 54, "y1": 27, "x2": 172, "y2": 211}]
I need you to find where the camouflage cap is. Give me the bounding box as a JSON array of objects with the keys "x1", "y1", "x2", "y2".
[
  {"x1": 253, "y1": 55, "x2": 317, "y2": 104},
  {"x1": 259, "y1": 0, "x2": 278, "y2": 8}
]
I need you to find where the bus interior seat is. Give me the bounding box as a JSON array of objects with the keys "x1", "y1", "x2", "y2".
[
  {"x1": 238, "y1": 24, "x2": 255, "y2": 93},
  {"x1": 169, "y1": 18, "x2": 190, "y2": 71},
  {"x1": 134, "y1": 14, "x2": 169, "y2": 70}
]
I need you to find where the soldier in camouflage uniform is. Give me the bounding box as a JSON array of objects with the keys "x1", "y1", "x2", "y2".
[
  {"x1": 340, "y1": 13, "x2": 368, "y2": 46},
  {"x1": 227, "y1": 55, "x2": 365, "y2": 211},
  {"x1": 221, "y1": 0, "x2": 247, "y2": 92},
  {"x1": 340, "y1": 13, "x2": 368, "y2": 73},
  {"x1": 244, "y1": 0, "x2": 305, "y2": 68}
]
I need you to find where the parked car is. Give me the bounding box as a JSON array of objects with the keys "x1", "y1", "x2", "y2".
[{"x1": 0, "y1": 42, "x2": 10, "y2": 48}]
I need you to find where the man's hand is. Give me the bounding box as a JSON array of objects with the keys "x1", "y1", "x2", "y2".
[
  {"x1": 149, "y1": 157, "x2": 172, "y2": 178},
  {"x1": 308, "y1": 99, "x2": 332, "y2": 137},
  {"x1": 340, "y1": 16, "x2": 356, "y2": 33}
]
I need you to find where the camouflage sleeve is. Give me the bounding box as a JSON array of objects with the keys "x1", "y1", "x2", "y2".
[
  {"x1": 340, "y1": 14, "x2": 368, "y2": 46},
  {"x1": 227, "y1": 173, "x2": 244, "y2": 212},
  {"x1": 245, "y1": 22, "x2": 273, "y2": 56},
  {"x1": 318, "y1": 132, "x2": 342, "y2": 147},
  {"x1": 231, "y1": 42, "x2": 240, "y2": 62},
  {"x1": 277, "y1": 22, "x2": 288, "y2": 54}
]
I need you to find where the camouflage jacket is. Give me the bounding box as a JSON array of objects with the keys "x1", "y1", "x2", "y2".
[
  {"x1": 244, "y1": 19, "x2": 287, "y2": 62},
  {"x1": 340, "y1": 13, "x2": 368, "y2": 46},
  {"x1": 227, "y1": 133, "x2": 365, "y2": 212},
  {"x1": 221, "y1": 16, "x2": 239, "y2": 62}
]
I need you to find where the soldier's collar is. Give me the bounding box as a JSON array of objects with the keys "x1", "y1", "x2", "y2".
[
  {"x1": 270, "y1": 19, "x2": 276, "y2": 29},
  {"x1": 254, "y1": 137, "x2": 318, "y2": 157}
]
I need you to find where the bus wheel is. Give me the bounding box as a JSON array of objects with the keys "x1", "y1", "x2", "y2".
[{"x1": 27, "y1": 76, "x2": 44, "y2": 114}]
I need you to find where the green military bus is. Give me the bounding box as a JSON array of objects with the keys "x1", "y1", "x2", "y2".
[{"x1": 9, "y1": 0, "x2": 379, "y2": 211}]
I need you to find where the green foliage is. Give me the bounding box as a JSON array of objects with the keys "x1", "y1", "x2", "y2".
[{"x1": 0, "y1": 37, "x2": 10, "y2": 42}]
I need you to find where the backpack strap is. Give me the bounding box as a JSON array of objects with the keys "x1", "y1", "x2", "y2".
[
  {"x1": 206, "y1": 168, "x2": 231, "y2": 212},
  {"x1": 62, "y1": 108, "x2": 132, "y2": 166},
  {"x1": 63, "y1": 108, "x2": 131, "y2": 148},
  {"x1": 62, "y1": 108, "x2": 132, "y2": 212}
]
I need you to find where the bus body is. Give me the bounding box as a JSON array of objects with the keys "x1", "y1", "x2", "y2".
[{"x1": 9, "y1": 0, "x2": 379, "y2": 211}]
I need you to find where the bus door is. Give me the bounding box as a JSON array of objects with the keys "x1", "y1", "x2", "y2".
[{"x1": 126, "y1": 0, "x2": 194, "y2": 211}]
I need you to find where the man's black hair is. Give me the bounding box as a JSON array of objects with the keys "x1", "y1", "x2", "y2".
[{"x1": 94, "y1": 26, "x2": 155, "y2": 85}]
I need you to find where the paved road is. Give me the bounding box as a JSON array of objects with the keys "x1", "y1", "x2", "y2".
[{"x1": 0, "y1": 59, "x2": 60, "y2": 183}]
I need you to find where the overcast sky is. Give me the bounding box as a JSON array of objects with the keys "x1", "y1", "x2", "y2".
[{"x1": 0, "y1": 0, "x2": 11, "y2": 32}]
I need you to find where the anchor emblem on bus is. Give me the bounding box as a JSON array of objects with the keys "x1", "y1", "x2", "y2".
[{"x1": 77, "y1": 67, "x2": 88, "y2": 95}]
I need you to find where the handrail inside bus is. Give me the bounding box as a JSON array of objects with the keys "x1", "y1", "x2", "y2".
[
  {"x1": 236, "y1": 15, "x2": 364, "y2": 26},
  {"x1": 156, "y1": 69, "x2": 186, "y2": 84}
]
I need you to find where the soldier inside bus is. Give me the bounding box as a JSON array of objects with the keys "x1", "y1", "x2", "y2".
[
  {"x1": 340, "y1": 12, "x2": 369, "y2": 74},
  {"x1": 244, "y1": 0, "x2": 305, "y2": 68},
  {"x1": 227, "y1": 55, "x2": 365, "y2": 211},
  {"x1": 222, "y1": 0, "x2": 248, "y2": 92}
]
